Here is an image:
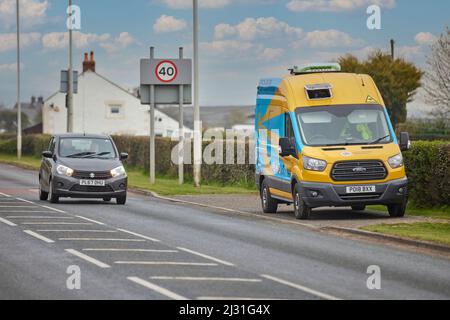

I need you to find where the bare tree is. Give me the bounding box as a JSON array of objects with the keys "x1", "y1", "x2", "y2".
[{"x1": 424, "y1": 27, "x2": 450, "y2": 119}]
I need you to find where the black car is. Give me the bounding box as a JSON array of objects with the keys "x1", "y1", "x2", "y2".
[{"x1": 39, "y1": 134, "x2": 128, "y2": 205}]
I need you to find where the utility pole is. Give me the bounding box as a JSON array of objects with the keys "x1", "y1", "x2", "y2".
[
  {"x1": 149, "y1": 47, "x2": 156, "y2": 185},
  {"x1": 67, "y1": 0, "x2": 74, "y2": 133},
  {"x1": 193, "y1": 0, "x2": 201, "y2": 187},
  {"x1": 16, "y1": 0, "x2": 22, "y2": 160},
  {"x1": 178, "y1": 47, "x2": 184, "y2": 185},
  {"x1": 390, "y1": 39, "x2": 395, "y2": 60}
]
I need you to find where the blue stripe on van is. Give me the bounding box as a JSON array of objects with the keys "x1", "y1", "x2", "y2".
[{"x1": 383, "y1": 107, "x2": 398, "y2": 144}]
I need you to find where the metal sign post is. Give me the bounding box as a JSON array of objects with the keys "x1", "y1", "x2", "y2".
[
  {"x1": 178, "y1": 47, "x2": 184, "y2": 185},
  {"x1": 140, "y1": 47, "x2": 192, "y2": 185}
]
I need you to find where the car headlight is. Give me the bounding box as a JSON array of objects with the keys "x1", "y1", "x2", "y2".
[
  {"x1": 303, "y1": 156, "x2": 327, "y2": 172},
  {"x1": 56, "y1": 165, "x2": 74, "y2": 177},
  {"x1": 388, "y1": 153, "x2": 404, "y2": 169},
  {"x1": 110, "y1": 166, "x2": 126, "y2": 178}
]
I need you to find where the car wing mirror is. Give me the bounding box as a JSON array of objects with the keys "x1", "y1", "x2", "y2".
[
  {"x1": 120, "y1": 152, "x2": 129, "y2": 161},
  {"x1": 279, "y1": 137, "x2": 297, "y2": 158},
  {"x1": 399, "y1": 132, "x2": 411, "y2": 152},
  {"x1": 42, "y1": 151, "x2": 53, "y2": 159}
]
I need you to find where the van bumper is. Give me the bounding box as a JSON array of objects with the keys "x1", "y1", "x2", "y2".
[{"x1": 298, "y1": 178, "x2": 408, "y2": 208}]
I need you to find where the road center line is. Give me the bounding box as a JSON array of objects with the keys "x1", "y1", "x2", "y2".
[
  {"x1": 59, "y1": 238, "x2": 145, "y2": 242},
  {"x1": 15, "y1": 198, "x2": 35, "y2": 204},
  {"x1": 197, "y1": 297, "x2": 280, "y2": 300},
  {"x1": 21, "y1": 222, "x2": 92, "y2": 225},
  {"x1": 127, "y1": 277, "x2": 187, "y2": 300},
  {"x1": 6, "y1": 216, "x2": 74, "y2": 219},
  {"x1": 260, "y1": 274, "x2": 341, "y2": 300},
  {"x1": 177, "y1": 247, "x2": 235, "y2": 266},
  {"x1": 65, "y1": 249, "x2": 110, "y2": 268},
  {"x1": 150, "y1": 276, "x2": 262, "y2": 282},
  {"x1": 115, "y1": 261, "x2": 218, "y2": 266},
  {"x1": 116, "y1": 228, "x2": 160, "y2": 242},
  {"x1": 75, "y1": 215, "x2": 105, "y2": 225},
  {"x1": 83, "y1": 248, "x2": 178, "y2": 253},
  {"x1": 37, "y1": 230, "x2": 118, "y2": 233},
  {"x1": 23, "y1": 230, "x2": 55, "y2": 243},
  {"x1": 0, "y1": 217, "x2": 17, "y2": 226},
  {"x1": 0, "y1": 192, "x2": 11, "y2": 197}
]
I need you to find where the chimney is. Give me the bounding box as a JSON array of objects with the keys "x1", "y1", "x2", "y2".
[
  {"x1": 31, "y1": 96, "x2": 36, "y2": 105},
  {"x1": 82, "y1": 51, "x2": 96, "y2": 72}
]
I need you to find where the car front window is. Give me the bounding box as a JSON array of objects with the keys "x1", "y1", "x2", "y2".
[{"x1": 59, "y1": 138, "x2": 117, "y2": 159}]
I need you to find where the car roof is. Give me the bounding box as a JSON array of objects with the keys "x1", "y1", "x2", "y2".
[{"x1": 54, "y1": 133, "x2": 111, "y2": 139}]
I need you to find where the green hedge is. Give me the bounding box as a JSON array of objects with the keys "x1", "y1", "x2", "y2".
[{"x1": 0, "y1": 134, "x2": 448, "y2": 207}]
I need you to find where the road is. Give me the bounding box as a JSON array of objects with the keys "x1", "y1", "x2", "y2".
[{"x1": 0, "y1": 163, "x2": 449, "y2": 300}]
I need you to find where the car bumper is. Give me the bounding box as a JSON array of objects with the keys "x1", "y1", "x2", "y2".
[
  {"x1": 52, "y1": 175, "x2": 128, "y2": 199},
  {"x1": 299, "y1": 178, "x2": 408, "y2": 208}
]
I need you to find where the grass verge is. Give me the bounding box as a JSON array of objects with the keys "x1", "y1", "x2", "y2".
[
  {"x1": 362, "y1": 222, "x2": 450, "y2": 246},
  {"x1": 0, "y1": 153, "x2": 257, "y2": 196}
]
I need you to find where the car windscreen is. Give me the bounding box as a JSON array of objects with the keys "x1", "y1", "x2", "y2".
[
  {"x1": 296, "y1": 104, "x2": 392, "y2": 146},
  {"x1": 59, "y1": 138, "x2": 117, "y2": 159}
]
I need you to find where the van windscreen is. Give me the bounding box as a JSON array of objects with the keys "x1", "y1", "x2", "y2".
[{"x1": 296, "y1": 104, "x2": 392, "y2": 146}]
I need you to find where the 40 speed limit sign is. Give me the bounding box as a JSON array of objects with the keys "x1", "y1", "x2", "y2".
[{"x1": 155, "y1": 60, "x2": 178, "y2": 83}]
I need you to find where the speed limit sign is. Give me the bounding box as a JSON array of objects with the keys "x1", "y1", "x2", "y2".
[{"x1": 155, "y1": 60, "x2": 178, "y2": 83}]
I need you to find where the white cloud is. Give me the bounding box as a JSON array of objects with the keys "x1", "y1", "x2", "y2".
[
  {"x1": 0, "y1": 32, "x2": 41, "y2": 53},
  {"x1": 0, "y1": 0, "x2": 48, "y2": 28},
  {"x1": 201, "y1": 39, "x2": 283, "y2": 61},
  {"x1": 0, "y1": 62, "x2": 23, "y2": 72},
  {"x1": 287, "y1": 0, "x2": 396, "y2": 12},
  {"x1": 153, "y1": 15, "x2": 187, "y2": 33},
  {"x1": 415, "y1": 32, "x2": 437, "y2": 46},
  {"x1": 162, "y1": 0, "x2": 231, "y2": 9},
  {"x1": 303, "y1": 29, "x2": 363, "y2": 48},
  {"x1": 100, "y1": 32, "x2": 137, "y2": 53},
  {"x1": 214, "y1": 17, "x2": 303, "y2": 41},
  {"x1": 258, "y1": 47, "x2": 284, "y2": 61},
  {"x1": 42, "y1": 31, "x2": 110, "y2": 50}
]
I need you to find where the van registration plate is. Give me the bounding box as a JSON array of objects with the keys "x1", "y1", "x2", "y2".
[
  {"x1": 80, "y1": 180, "x2": 106, "y2": 186},
  {"x1": 346, "y1": 186, "x2": 376, "y2": 194}
]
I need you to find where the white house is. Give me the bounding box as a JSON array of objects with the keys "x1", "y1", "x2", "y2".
[{"x1": 43, "y1": 51, "x2": 191, "y2": 138}]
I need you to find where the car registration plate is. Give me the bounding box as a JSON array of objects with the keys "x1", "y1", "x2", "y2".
[
  {"x1": 346, "y1": 186, "x2": 376, "y2": 193},
  {"x1": 80, "y1": 180, "x2": 106, "y2": 186}
]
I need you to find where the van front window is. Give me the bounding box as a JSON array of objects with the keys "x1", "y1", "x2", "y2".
[{"x1": 296, "y1": 104, "x2": 392, "y2": 146}]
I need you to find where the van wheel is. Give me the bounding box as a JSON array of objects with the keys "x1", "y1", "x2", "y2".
[
  {"x1": 39, "y1": 179, "x2": 48, "y2": 201},
  {"x1": 116, "y1": 195, "x2": 127, "y2": 205},
  {"x1": 388, "y1": 200, "x2": 407, "y2": 218},
  {"x1": 352, "y1": 205, "x2": 366, "y2": 211},
  {"x1": 48, "y1": 179, "x2": 59, "y2": 204},
  {"x1": 293, "y1": 184, "x2": 311, "y2": 220},
  {"x1": 260, "y1": 180, "x2": 278, "y2": 213}
]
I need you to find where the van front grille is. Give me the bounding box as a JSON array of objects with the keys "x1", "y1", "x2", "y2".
[{"x1": 331, "y1": 160, "x2": 387, "y2": 181}]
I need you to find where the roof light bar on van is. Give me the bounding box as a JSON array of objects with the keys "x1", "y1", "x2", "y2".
[{"x1": 291, "y1": 63, "x2": 341, "y2": 75}]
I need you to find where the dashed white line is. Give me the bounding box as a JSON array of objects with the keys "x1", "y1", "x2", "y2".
[
  {"x1": 65, "y1": 249, "x2": 110, "y2": 268},
  {"x1": 15, "y1": 198, "x2": 35, "y2": 204},
  {"x1": 0, "y1": 217, "x2": 17, "y2": 226},
  {"x1": 197, "y1": 297, "x2": 279, "y2": 300},
  {"x1": 23, "y1": 230, "x2": 55, "y2": 243},
  {"x1": 0, "y1": 211, "x2": 54, "y2": 213},
  {"x1": 127, "y1": 277, "x2": 187, "y2": 300},
  {"x1": 116, "y1": 228, "x2": 160, "y2": 242},
  {"x1": 22, "y1": 222, "x2": 92, "y2": 225},
  {"x1": 38, "y1": 230, "x2": 118, "y2": 233},
  {"x1": 75, "y1": 215, "x2": 105, "y2": 225},
  {"x1": 0, "y1": 192, "x2": 11, "y2": 197},
  {"x1": 177, "y1": 247, "x2": 235, "y2": 266},
  {"x1": 83, "y1": 248, "x2": 177, "y2": 253},
  {"x1": 40, "y1": 205, "x2": 66, "y2": 214},
  {"x1": 150, "y1": 276, "x2": 262, "y2": 282},
  {"x1": 6, "y1": 216, "x2": 74, "y2": 219},
  {"x1": 59, "y1": 238, "x2": 145, "y2": 242},
  {"x1": 0, "y1": 206, "x2": 38, "y2": 208},
  {"x1": 115, "y1": 261, "x2": 218, "y2": 266},
  {"x1": 260, "y1": 274, "x2": 341, "y2": 300}
]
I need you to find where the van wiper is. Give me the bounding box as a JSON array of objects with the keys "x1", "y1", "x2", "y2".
[
  {"x1": 369, "y1": 135, "x2": 390, "y2": 145},
  {"x1": 82, "y1": 152, "x2": 111, "y2": 158},
  {"x1": 66, "y1": 152, "x2": 95, "y2": 158}
]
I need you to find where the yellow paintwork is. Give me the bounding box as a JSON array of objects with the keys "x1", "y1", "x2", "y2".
[{"x1": 270, "y1": 188, "x2": 293, "y2": 200}]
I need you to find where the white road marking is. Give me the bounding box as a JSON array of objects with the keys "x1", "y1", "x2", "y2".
[
  {"x1": 0, "y1": 211, "x2": 55, "y2": 213},
  {"x1": 37, "y1": 230, "x2": 117, "y2": 233},
  {"x1": 14, "y1": 198, "x2": 67, "y2": 214},
  {"x1": 6, "y1": 216, "x2": 73, "y2": 219},
  {"x1": 260, "y1": 274, "x2": 341, "y2": 300},
  {"x1": 197, "y1": 297, "x2": 280, "y2": 300},
  {"x1": 41, "y1": 206, "x2": 66, "y2": 214},
  {"x1": 115, "y1": 261, "x2": 218, "y2": 266},
  {"x1": 116, "y1": 228, "x2": 160, "y2": 242},
  {"x1": 22, "y1": 222, "x2": 92, "y2": 225},
  {"x1": 15, "y1": 198, "x2": 35, "y2": 204},
  {"x1": 23, "y1": 230, "x2": 55, "y2": 243},
  {"x1": 0, "y1": 206, "x2": 38, "y2": 208},
  {"x1": 75, "y1": 215, "x2": 105, "y2": 225},
  {"x1": 0, "y1": 192, "x2": 11, "y2": 197},
  {"x1": 177, "y1": 247, "x2": 234, "y2": 266},
  {"x1": 127, "y1": 277, "x2": 187, "y2": 300},
  {"x1": 83, "y1": 248, "x2": 178, "y2": 253},
  {"x1": 65, "y1": 249, "x2": 110, "y2": 268},
  {"x1": 0, "y1": 217, "x2": 17, "y2": 226},
  {"x1": 150, "y1": 276, "x2": 262, "y2": 282},
  {"x1": 59, "y1": 238, "x2": 145, "y2": 242}
]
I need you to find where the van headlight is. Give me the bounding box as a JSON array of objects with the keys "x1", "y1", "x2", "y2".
[
  {"x1": 303, "y1": 156, "x2": 327, "y2": 172},
  {"x1": 56, "y1": 165, "x2": 74, "y2": 177},
  {"x1": 110, "y1": 166, "x2": 126, "y2": 178},
  {"x1": 388, "y1": 153, "x2": 403, "y2": 169}
]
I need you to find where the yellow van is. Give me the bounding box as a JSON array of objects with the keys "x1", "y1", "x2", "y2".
[{"x1": 255, "y1": 63, "x2": 410, "y2": 219}]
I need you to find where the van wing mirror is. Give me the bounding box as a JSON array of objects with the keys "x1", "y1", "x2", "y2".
[
  {"x1": 42, "y1": 151, "x2": 53, "y2": 158},
  {"x1": 120, "y1": 152, "x2": 129, "y2": 160},
  {"x1": 399, "y1": 132, "x2": 411, "y2": 152},
  {"x1": 279, "y1": 137, "x2": 297, "y2": 158}
]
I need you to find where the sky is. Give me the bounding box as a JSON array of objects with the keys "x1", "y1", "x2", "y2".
[{"x1": 0, "y1": 0, "x2": 448, "y2": 116}]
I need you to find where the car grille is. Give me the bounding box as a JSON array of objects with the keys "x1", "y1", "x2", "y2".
[
  {"x1": 72, "y1": 171, "x2": 112, "y2": 179},
  {"x1": 70, "y1": 185, "x2": 114, "y2": 193},
  {"x1": 331, "y1": 160, "x2": 387, "y2": 181}
]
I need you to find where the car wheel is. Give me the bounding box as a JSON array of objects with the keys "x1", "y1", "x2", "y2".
[
  {"x1": 39, "y1": 179, "x2": 49, "y2": 201},
  {"x1": 388, "y1": 200, "x2": 407, "y2": 218},
  {"x1": 116, "y1": 195, "x2": 127, "y2": 205},
  {"x1": 48, "y1": 179, "x2": 59, "y2": 204},
  {"x1": 103, "y1": 197, "x2": 112, "y2": 202},
  {"x1": 260, "y1": 180, "x2": 278, "y2": 213},
  {"x1": 351, "y1": 205, "x2": 366, "y2": 211},
  {"x1": 293, "y1": 184, "x2": 311, "y2": 220}
]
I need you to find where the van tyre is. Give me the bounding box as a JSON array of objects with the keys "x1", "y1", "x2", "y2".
[
  {"x1": 352, "y1": 205, "x2": 366, "y2": 211},
  {"x1": 260, "y1": 180, "x2": 278, "y2": 213},
  {"x1": 116, "y1": 195, "x2": 127, "y2": 205},
  {"x1": 293, "y1": 184, "x2": 311, "y2": 220},
  {"x1": 388, "y1": 199, "x2": 407, "y2": 218}
]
